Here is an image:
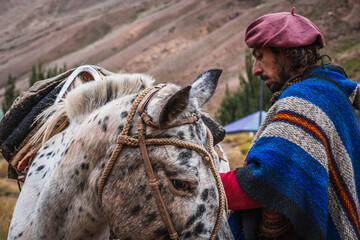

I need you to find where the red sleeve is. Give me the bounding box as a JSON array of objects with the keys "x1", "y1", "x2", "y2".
[{"x1": 220, "y1": 169, "x2": 263, "y2": 210}]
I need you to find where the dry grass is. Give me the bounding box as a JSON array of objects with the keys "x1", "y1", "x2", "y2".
[
  {"x1": 222, "y1": 132, "x2": 254, "y2": 169},
  {"x1": 0, "y1": 196, "x2": 17, "y2": 239},
  {"x1": 0, "y1": 159, "x2": 19, "y2": 239},
  {"x1": 0, "y1": 159, "x2": 7, "y2": 178}
]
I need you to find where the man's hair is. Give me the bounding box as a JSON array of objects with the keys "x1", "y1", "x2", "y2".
[{"x1": 270, "y1": 43, "x2": 329, "y2": 72}]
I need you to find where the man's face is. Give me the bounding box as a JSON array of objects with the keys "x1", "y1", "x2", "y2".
[{"x1": 252, "y1": 47, "x2": 291, "y2": 93}]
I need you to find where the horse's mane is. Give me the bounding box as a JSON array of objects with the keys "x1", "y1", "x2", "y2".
[{"x1": 30, "y1": 73, "x2": 155, "y2": 145}]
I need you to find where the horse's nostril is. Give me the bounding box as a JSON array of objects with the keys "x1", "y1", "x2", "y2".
[{"x1": 172, "y1": 180, "x2": 191, "y2": 192}]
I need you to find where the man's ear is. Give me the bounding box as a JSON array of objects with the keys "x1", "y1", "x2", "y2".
[{"x1": 158, "y1": 86, "x2": 191, "y2": 128}]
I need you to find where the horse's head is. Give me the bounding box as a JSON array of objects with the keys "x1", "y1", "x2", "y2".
[{"x1": 36, "y1": 70, "x2": 233, "y2": 239}]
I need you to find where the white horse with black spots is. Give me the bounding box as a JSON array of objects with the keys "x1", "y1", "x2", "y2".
[{"x1": 8, "y1": 69, "x2": 234, "y2": 240}]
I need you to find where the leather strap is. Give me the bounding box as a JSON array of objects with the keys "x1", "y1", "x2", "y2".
[
  {"x1": 102, "y1": 85, "x2": 226, "y2": 240},
  {"x1": 137, "y1": 117, "x2": 179, "y2": 240}
]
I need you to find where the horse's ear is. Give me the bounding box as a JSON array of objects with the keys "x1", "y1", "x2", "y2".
[
  {"x1": 159, "y1": 86, "x2": 191, "y2": 127},
  {"x1": 190, "y1": 69, "x2": 222, "y2": 107}
]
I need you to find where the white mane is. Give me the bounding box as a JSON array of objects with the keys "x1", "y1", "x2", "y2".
[{"x1": 31, "y1": 73, "x2": 155, "y2": 145}]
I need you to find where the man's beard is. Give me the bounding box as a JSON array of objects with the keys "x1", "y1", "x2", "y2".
[
  {"x1": 269, "y1": 60, "x2": 292, "y2": 93},
  {"x1": 276, "y1": 65, "x2": 292, "y2": 91}
]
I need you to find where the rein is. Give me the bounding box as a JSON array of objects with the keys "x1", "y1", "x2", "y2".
[{"x1": 98, "y1": 86, "x2": 227, "y2": 240}]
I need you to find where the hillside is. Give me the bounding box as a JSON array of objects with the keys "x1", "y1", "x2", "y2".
[{"x1": 1, "y1": 0, "x2": 359, "y2": 114}]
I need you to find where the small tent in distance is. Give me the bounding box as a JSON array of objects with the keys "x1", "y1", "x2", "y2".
[{"x1": 224, "y1": 110, "x2": 267, "y2": 133}]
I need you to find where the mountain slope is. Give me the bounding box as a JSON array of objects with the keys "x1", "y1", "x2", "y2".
[{"x1": 1, "y1": 0, "x2": 359, "y2": 113}]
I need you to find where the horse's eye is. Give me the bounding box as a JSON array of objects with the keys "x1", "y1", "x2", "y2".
[{"x1": 172, "y1": 180, "x2": 191, "y2": 192}]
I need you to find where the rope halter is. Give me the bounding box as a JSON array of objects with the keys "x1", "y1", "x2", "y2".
[{"x1": 98, "y1": 85, "x2": 228, "y2": 240}]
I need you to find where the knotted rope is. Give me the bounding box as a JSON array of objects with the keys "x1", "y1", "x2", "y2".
[
  {"x1": 98, "y1": 87, "x2": 155, "y2": 203},
  {"x1": 98, "y1": 86, "x2": 228, "y2": 240}
]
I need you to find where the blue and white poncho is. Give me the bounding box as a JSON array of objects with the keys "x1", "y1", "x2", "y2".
[{"x1": 234, "y1": 65, "x2": 360, "y2": 239}]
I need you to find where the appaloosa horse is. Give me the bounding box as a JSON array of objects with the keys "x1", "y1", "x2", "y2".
[{"x1": 8, "y1": 70, "x2": 234, "y2": 240}]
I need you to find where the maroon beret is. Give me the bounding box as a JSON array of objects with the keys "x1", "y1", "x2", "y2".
[{"x1": 245, "y1": 8, "x2": 325, "y2": 48}]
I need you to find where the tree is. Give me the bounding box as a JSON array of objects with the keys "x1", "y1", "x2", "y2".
[
  {"x1": 2, "y1": 75, "x2": 20, "y2": 113},
  {"x1": 29, "y1": 63, "x2": 67, "y2": 87},
  {"x1": 215, "y1": 49, "x2": 272, "y2": 125}
]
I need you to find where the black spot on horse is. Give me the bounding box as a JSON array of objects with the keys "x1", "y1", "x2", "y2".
[
  {"x1": 42, "y1": 171, "x2": 47, "y2": 178},
  {"x1": 196, "y1": 204, "x2": 206, "y2": 217},
  {"x1": 102, "y1": 122, "x2": 107, "y2": 132},
  {"x1": 84, "y1": 229, "x2": 94, "y2": 237},
  {"x1": 121, "y1": 111, "x2": 128, "y2": 119},
  {"x1": 79, "y1": 206, "x2": 83, "y2": 212},
  {"x1": 165, "y1": 170, "x2": 179, "y2": 177},
  {"x1": 36, "y1": 165, "x2": 45, "y2": 172},
  {"x1": 86, "y1": 212, "x2": 96, "y2": 222},
  {"x1": 145, "y1": 193, "x2": 152, "y2": 200},
  {"x1": 177, "y1": 149, "x2": 193, "y2": 163},
  {"x1": 177, "y1": 131, "x2": 185, "y2": 139},
  {"x1": 131, "y1": 205, "x2": 141, "y2": 215},
  {"x1": 194, "y1": 222, "x2": 205, "y2": 235},
  {"x1": 100, "y1": 162, "x2": 106, "y2": 169},
  {"x1": 127, "y1": 161, "x2": 140, "y2": 172},
  {"x1": 15, "y1": 231, "x2": 23, "y2": 238},
  {"x1": 39, "y1": 153, "x2": 45, "y2": 158},
  {"x1": 209, "y1": 187, "x2": 217, "y2": 199},
  {"x1": 78, "y1": 181, "x2": 85, "y2": 191},
  {"x1": 118, "y1": 124, "x2": 124, "y2": 132},
  {"x1": 154, "y1": 228, "x2": 168, "y2": 238},
  {"x1": 189, "y1": 125, "x2": 195, "y2": 138},
  {"x1": 44, "y1": 146, "x2": 49, "y2": 150},
  {"x1": 184, "y1": 231, "x2": 192, "y2": 238},
  {"x1": 143, "y1": 212, "x2": 157, "y2": 226},
  {"x1": 185, "y1": 215, "x2": 196, "y2": 228},
  {"x1": 80, "y1": 162, "x2": 89, "y2": 170},
  {"x1": 98, "y1": 119, "x2": 101, "y2": 125},
  {"x1": 28, "y1": 172, "x2": 32, "y2": 177},
  {"x1": 75, "y1": 169, "x2": 79, "y2": 175},
  {"x1": 201, "y1": 188, "x2": 209, "y2": 201},
  {"x1": 138, "y1": 184, "x2": 147, "y2": 195},
  {"x1": 46, "y1": 151, "x2": 53, "y2": 156}
]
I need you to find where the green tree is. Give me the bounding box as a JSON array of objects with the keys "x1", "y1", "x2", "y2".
[
  {"x1": 2, "y1": 75, "x2": 20, "y2": 113},
  {"x1": 29, "y1": 63, "x2": 67, "y2": 87},
  {"x1": 29, "y1": 65, "x2": 38, "y2": 86},
  {"x1": 215, "y1": 49, "x2": 272, "y2": 125}
]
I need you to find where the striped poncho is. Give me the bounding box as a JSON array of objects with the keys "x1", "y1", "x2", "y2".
[{"x1": 235, "y1": 65, "x2": 360, "y2": 239}]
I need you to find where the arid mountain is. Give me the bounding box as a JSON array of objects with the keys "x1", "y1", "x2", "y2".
[{"x1": 1, "y1": 0, "x2": 359, "y2": 114}]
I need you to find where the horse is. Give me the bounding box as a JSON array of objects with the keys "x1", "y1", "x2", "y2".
[{"x1": 7, "y1": 69, "x2": 234, "y2": 240}]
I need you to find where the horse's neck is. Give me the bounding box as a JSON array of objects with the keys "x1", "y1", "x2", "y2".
[{"x1": 10, "y1": 125, "x2": 110, "y2": 240}]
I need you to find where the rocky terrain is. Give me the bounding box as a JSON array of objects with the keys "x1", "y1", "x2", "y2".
[{"x1": 1, "y1": 0, "x2": 359, "y2": 114}]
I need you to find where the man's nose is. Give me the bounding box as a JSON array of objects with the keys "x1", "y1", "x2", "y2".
[{"x1": 253, "y1": 60, "x2": 263, "y2": 76}]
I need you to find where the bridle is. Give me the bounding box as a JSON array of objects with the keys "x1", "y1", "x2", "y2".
[{"x1": 97, "y1": 85, "x2": 228, "y2": 240}]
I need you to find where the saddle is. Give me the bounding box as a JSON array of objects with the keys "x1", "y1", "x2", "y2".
[{"x1": 0, "y1": 65, "x2": 114, "y2": 181}]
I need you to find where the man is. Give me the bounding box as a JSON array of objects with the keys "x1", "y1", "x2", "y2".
[{"x1": 220, "y1": 8, "x2": 360, "y2": 240}]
